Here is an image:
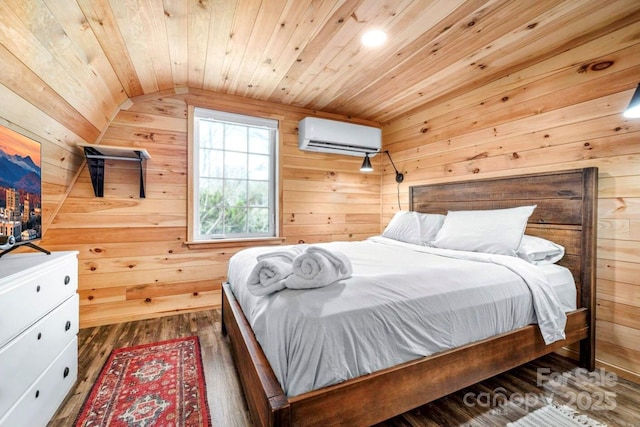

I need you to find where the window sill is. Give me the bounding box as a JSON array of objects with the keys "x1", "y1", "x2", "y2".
[{"x1": 185, "y1": 237, "x2": 286, "y2": 249}]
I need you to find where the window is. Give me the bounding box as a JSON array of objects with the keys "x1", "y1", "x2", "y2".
[{"x1": 189, "y1": 107, "x2": 278, "y2": 242}]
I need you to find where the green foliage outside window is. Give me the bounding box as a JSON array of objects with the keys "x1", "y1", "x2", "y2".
[{"x1": 199, "y1": 185, "x2": 269, "y2": 236}]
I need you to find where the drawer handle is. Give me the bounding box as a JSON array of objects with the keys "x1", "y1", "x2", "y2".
[
  {"x1": 37, "y1": 332, "x2": 42, "y2": 340},
  {"x1": 63, "y1": 367, "x2": 70, "y2": 378},
  {"x1": 64, "y1": 275, "x2": 71, "y2": 285},
  {"x1": 36, "y1": 285, "x2": 41, "y2": 293},
  {"x1": 35, "y1": 390, "x2": 40, "y2": 399},
  {"x1": 65, "y1": 321, "x2": 71, "y2": 331}
]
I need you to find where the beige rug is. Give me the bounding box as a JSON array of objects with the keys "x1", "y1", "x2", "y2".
[{"x1": 507, "y1": 403, "x2": 607, "y2": 427}]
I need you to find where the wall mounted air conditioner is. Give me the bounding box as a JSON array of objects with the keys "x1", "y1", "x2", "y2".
[{"x1": 298, "y1": 117, "x2": 381, "y2": 157}]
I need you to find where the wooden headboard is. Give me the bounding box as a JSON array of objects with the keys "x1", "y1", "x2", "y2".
[{"x1": 410, "y1": 168, "x2": 598, "y2": 365}]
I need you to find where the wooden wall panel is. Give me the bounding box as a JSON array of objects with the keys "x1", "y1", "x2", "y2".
[
  {"x1": 42, "y1": 89, "x2": 381, "y2": 328},
  {"x1": 382, "y1": 28, "x2": 640, "y2": 382}
]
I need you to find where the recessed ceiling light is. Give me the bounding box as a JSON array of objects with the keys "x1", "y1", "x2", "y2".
[{"x1": 361, "y1": 30, "x2": 386, "y2": 47}]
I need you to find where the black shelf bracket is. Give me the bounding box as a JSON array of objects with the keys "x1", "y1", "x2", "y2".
[{"x1": 81, "y1": 145, "x2": 150, "y2": 198}]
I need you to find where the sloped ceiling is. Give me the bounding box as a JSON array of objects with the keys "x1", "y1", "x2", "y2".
[{"x1": 2, "y1": 0, "x2": 639, "y2": 147}]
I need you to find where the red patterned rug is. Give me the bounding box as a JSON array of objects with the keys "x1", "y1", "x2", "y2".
[{"x1": 75, "y1": 336, "x2": 211, "y2": 427}]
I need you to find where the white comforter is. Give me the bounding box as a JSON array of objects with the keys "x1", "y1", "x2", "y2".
[{"x1": 227, "y1": 237, "x2": 575, "y2": 397}]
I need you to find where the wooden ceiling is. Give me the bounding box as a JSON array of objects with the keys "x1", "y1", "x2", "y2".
[{"x1": 1, "y1": 0, "x2": 639, "y2": 143}]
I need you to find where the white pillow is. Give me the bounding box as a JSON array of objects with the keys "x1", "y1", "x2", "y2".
[
  {"x1": 415, "y1": 212, "x2": 446, "y2": 244},
  {"x1": 517, "y1": 235, "x2": 565, "y2": 265},
  {"x1": 382, "y1": 211, "x2": 421, "y2": 245},
  {"x1": 430, "y1": 205, "x2": 536, "y2": 256},
  {"x1": 382, "y1": 211, "x2": 446, "y2": 245}
]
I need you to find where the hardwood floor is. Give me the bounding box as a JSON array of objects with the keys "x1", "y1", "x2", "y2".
[{"x1": 50, "y1": 310, "x2": 640, "y2": 426}]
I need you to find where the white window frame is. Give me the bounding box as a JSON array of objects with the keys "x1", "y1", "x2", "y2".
[{"x1": 188, "y1": 106, "x2": 279, "y2": 243}]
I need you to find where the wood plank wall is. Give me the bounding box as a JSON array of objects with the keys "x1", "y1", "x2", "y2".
[
  {"x1": 40, "y1": 89, "x2": 381, "y2": 328},
  {"x1": 380, "y1": 27, "x2": 640, "y2": 383}
]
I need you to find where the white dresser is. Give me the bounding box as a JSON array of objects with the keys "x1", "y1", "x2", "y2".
[{"x1": 0, "y1": 251, "x2": 79, "y2": 427}]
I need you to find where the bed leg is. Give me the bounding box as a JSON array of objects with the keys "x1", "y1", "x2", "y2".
[
  {"x1": 579, "y1": 335, "x2": 595, "y2": 371},
  {"x1": 221, "y1": 283, "x2": 228, "y2": 337},
  {"x1": 579, "y1": 309, "x2": 595, "y2": 371}
]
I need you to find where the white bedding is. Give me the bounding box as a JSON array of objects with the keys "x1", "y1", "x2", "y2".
[{"x1": 227, "y1": 236, "x2": 576, "y2": 397}]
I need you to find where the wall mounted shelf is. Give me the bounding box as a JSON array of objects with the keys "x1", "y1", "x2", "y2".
[{"x1": 78, "y1": 143, "x2": 151, "y2": 198}]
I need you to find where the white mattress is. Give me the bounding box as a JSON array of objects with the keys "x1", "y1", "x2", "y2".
[{"x1": 227, "y1": 237, "x2": 576, "y2": 397}]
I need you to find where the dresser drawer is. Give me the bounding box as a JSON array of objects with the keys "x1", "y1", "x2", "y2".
[
  {"x1": 0, "y1": 294, "x2": 78, "y2": 417},
  {"x1": 0, "y1": 253, "x2": 77, "y2": 347},
  {"x1": 0, "y1": 336, "x2": 78, "y2": 427}
]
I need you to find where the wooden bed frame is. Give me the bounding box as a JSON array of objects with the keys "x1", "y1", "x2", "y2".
[{"x1": 221, "y1": 167, "x2": 597, "y2": 427}]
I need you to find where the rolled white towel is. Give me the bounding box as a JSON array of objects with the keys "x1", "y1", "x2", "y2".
[
  {"x1": 257, "y1": 244, "x2": 308, "y2": 262},
  {"x1": 285, "y1": 246, "x2": 352, "y2": 290},
  {"x1": 247, "y1": 258, "x2": 291, "y2": 296}
]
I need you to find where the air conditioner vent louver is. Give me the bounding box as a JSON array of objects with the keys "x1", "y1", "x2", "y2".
[
  {"x1": 298, "y1": 117, "x2": 381, "y2": 157},
  {"x1": 306, "y1": 140, "x2": 374, "y2": 154}
]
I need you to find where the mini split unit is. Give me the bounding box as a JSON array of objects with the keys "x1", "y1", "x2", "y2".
[{"x1": 298, "y1": 117, "x2": 381, "y2": 156}]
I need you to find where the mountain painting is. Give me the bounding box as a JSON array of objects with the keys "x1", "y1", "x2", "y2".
[
  {"x1": 0, "y1": 125, "x2": 42, "y2": 242},
  {"x1": 0, "y1": 127, "x2": 41, "y2": 189}
]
